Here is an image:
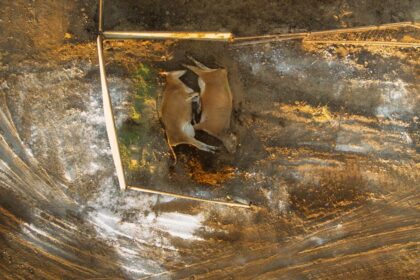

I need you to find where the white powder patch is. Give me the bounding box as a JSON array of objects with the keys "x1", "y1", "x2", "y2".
[
  {"x1": 335, "y1": 143, "x2": 371, "y2": 154},
  {"x1": 20, "y1": 223, "x2": 75, "y2": 260},
  {"x1": 86, "y1": 177, "x2": 206, "y2": 278},
  {"x1": 375, "y1": 79, "x2": 413, "y2": 119},
  {"x1": 260, "y1": 182, "x2": 289, "y2": 213},
  {"x1": 87, "y1": 202, "x2": 170, "y2": 278},
  {"x1": 57, "y1": 85, "x2": 124, "y2": 183},
  {"x1": 239, "y1": 47, "x2": 415, "y2": 121},
  {"x1": 251, "y1": 62, "x2": 262, "y2": 75},
  {"x1": 401, "y1": 132, "x2": 413, "y2": 145},
  {"x1": 87, "y1": 162, "x2": 102, "y2": 175},
  {"x1": 310, "y1": 236, "x2": 326, "y2": 246},
  {"x1": 153, "y1": 212, "x2": 204, "y2": 240},
  {"x1": 335, "y1": 129, "x2": 372, "y2": 154}
]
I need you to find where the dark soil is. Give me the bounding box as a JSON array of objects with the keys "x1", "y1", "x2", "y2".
[{"x1": 0, "y1": 1, "x2": 419, "y2": 279}]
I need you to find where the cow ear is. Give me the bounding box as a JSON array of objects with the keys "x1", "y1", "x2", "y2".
[{"x1": 172, "y1": 70, "x2": 187, "y2": 78}]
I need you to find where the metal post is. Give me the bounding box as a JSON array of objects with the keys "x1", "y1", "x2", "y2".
[
  {"x1": 128, "y1": 186, "x2": 251, "y2": 208},
  {"x1": 97, "y1": 35, "x2": 127, "y2": 190},
  {"x1": 98, "y1": 0, "x2": 104, "y2": 33},
  {"x1": 303, "y1": 40, "x2": 420, "y2": 48},
  {"x1": 232, "y1": 21, "x2": 419, "y2": 46},
  {"x1": 103, "y1": 31, "x2": 233, "y2": 41}
]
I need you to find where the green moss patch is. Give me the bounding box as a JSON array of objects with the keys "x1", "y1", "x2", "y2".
[{"x1": 118, "y1": 63, "x2": 158, "y2": 177}]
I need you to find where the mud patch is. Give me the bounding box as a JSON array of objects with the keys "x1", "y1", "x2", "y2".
[{"x1": 289, "y1": 161, "x2": 370, "y2": 219}]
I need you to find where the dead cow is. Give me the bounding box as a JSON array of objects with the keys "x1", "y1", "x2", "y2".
[
  {"x1": 184, "y1": 57, "x2": 237, "y2": 153},
  {"x1": 159, "y1": 70, "x2": 218, "y2": 164}
]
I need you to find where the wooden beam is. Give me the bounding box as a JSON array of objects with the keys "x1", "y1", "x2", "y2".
[{"x1": 97, "y1": 35, "x2": 127, "y2": 190}]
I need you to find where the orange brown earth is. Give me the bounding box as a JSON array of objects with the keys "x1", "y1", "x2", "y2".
[{"x1": 0, "y1": 1, "x2": 419, "y2": 279}]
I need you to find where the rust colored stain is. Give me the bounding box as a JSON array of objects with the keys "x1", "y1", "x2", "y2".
[{"x1": 186, "y1": 158, "x2": 236, "y2": 187}]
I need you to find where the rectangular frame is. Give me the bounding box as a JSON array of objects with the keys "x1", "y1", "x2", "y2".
[{"x1": 96, "y1": 0, "x2": 250, "y2": 208}]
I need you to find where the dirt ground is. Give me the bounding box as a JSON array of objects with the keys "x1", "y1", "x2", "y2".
[{"x1": 0, "y1": 1, "x2": 419, "y2": 279}]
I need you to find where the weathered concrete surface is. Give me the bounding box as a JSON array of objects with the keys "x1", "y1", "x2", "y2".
[{"x1": 0, "y1": 1, "x2": 419, "y2": 279}]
